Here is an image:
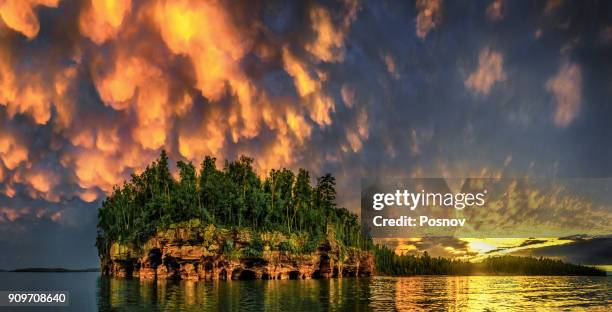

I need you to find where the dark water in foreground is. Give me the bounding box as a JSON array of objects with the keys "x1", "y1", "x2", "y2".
[{"x1": 0, "y1": 273, "x2": 610, "y2": 311}]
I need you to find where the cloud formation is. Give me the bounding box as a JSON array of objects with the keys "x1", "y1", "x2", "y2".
[
  {"x1": 546, "y1": 60, "x2": 581, "y2": 127},
  {"x1": 0, "y1": 0, "x2": 369, "y2": 223},
  {"x1": 465, "y1": 47, "x2": 507, "y2": 95},
  {"x1": 415, "y1": 0, "x2": 442, "y2": 39},
  {"x1": 0, "y1": 0, "x2": 59, "y2": 39},
  {"x1": 486, "y1": 0, "x2": 504, "y2": 22}
]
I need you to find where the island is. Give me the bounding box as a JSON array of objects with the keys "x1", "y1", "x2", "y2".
[
  {"x1": 97, "y1": 151, "x2": 375, "y2": 280},
  {"x1": 96, "y1": 151, "x2": 605, "y2": 280}
]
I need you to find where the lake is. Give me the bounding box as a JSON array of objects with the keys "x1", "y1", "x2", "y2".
[{"x1": 0, "y1": 273, "x2": 610, "y2": 311}]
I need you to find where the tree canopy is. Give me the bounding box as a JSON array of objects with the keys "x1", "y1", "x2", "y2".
[{"x1": 96, "y1": 151, "x2": 371, "y2": 255}]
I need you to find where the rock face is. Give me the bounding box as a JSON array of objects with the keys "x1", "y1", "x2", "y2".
[{"x1": 100, "y1": 225, "x2": 375, "y2": 281}]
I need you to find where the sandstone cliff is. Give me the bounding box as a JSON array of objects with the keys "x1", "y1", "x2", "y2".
[{"x1": 100, "y1": 223, "x2": 374, "y2": 281}]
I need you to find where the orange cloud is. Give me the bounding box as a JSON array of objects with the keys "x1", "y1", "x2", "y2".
[
  {"x1": 0, "y1": 52, "x2": 51, "y2": 124},
  {"x1": 95, "y1": 127, "x2": 120, "y2": 154},
  {"x1": 50, "y1": 211, "x2": 61, "y2": 222},
  {"x1": 53, "y1": 66, "x2": 78, "y2": 129},
  {"x1": 415, "y1": 0, "x2": 442, "y2": 39},
  {"x1": 0, "y1": 0, "x2": 59, "y2": 39},
  {"x1": 546, "y1": 60, "x2": 581, "y2": 127},
  {"x1": 13, "y1": 168, "x2": 61, "y2": 202},
  {"x1": 93, "y1": 53, "x2": 186, "y2": 150},
  {"x1": 178, "y1": 108, "x2": 226, "y2": 161},
  {"x1": 73, "y1": 150, "x2": 122, "y2": 193},
  {"x1": 0, "y1": 207, "x2": 20, "y2": 222},
  {"x1": 465, "y1": 47, "x2": 507, "y2": 95},
  {"x1": 305, "y1": 1, "x2": 358, "y2": 63},
  {"x1": 0, "y1": 47, "x2": 78, "y2": 126},
  {"x1": 26, "y1": 170, "x2": 56, "y2": 193},
  {"x1": 79, "y1": 0, "x2": 131, "y2": 44},
  {"x1": 78, "y1": 188, "x2": 98, "y2": 203},
  {"x1": 155, "y1": 0, "x2": 251, "y2": 101},
  {"x1": 282, "y1": 46, "x2": 319, "y2": 98},
  {"x1": 154, "y1": 0, "x2": 268, "y2": 143},
  {"x1": 486, "y1": 0, "x2": 504, "y2": 22},
  {"x1": 0, "y1": 132, "x2": 28, "y2": 170},
  {"x1": 340, "y1": 84, "x2": 355, "y2": 108},
  {"x1": 0, "y1": 0, "x2": 347, "y2": 205},
  {"x1": 282, "y1": 47, "x2": 335, "y2": 127},
  {"x1": 284, "y1": 108, "x2": 312, "y2": 144},
  {"x1": 94, "y1": 54, "x2": 140, "y2": 110},
  {"x1": 343, "y1": 108, "x2": 369, "y2": 153},
  {"x1": 384, "y1": 53, "x2": 400, "y2": 80}
]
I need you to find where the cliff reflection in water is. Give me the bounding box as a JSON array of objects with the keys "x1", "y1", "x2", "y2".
[{"x1": 97, "y1": 275, "x2": 612, "y2": 311}]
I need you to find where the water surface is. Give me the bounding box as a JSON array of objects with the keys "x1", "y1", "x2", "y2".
[{"x1": 1, "y1": 273, "x2": 610, "y2": 311}]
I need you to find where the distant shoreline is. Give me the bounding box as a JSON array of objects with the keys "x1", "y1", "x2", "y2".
[{"x1": 2, "y1": 268, "x2": 100, "y2": 273}]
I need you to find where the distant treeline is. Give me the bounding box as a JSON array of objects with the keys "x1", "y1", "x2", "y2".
[
  {"x1": 96, "y1": 151, "x2": 371, "y2": 255},
  {"x1": 10, "y1": 268, "x2": 100, "y2": 273},
  {"x1": 374, "y1": 246, "x2": 606, "y2": 276}
]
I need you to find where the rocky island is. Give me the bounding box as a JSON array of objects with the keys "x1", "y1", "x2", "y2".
[
  {"x1": 102, "y1": 221, "x2": 374, "y2": 281},
  {"x1": 97, "y1": 152, "x2": 374, "y2": 281}
]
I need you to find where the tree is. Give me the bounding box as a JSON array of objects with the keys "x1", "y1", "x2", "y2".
[
  {"x1": 292, "y1": 169, "x2": 311, "y2": 232},
  {"x1": 199, "y1": 156, "x2": 223, "y2": 223},
  {"x1": 176, "y1": 161, "x2": 200, "y2": 221}
]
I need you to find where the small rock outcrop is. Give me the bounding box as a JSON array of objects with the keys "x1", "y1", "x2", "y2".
[{"x1": 100, "y1": 224, "x2": 374, "y2": 281}]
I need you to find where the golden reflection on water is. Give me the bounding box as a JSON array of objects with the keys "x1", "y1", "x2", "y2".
[
  {"x1": 387, "y1": 276, "x2": 611, "y2": 311},
  {"x1": 99, "y1": 276, "x2": 611, "y2": 311}
]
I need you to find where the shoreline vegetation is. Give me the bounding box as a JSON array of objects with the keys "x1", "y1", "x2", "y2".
[
  {"x1": 96, "y1": 151, "x2": 605, "y2": 279},
  {"x1": 374, "y1": 247, "x2": 605, "y2": 276}
]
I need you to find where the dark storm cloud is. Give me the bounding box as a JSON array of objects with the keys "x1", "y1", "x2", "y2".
[{"x1": 520, "y1": 237, "x2": 612, "y2": 265}]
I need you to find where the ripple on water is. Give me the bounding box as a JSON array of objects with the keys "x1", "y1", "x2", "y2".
[{"x1": 91, "y1": 275, "x2": 612, "y2": 311}]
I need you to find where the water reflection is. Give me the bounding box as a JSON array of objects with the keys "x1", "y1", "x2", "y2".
[{"x1": 97, "y1": 276, "x2": 612, "y2": 311}]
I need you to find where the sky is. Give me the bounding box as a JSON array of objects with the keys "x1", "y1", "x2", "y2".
[{"x1": 0, "y1": 0, "x2": 611, "y2": 269}]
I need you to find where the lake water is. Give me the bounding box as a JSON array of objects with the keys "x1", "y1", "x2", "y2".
[{"x1": 0, "y1": 273, "x2": 610, "y2": 311}]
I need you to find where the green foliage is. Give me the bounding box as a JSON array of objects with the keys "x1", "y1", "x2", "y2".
[
  {"x1": 243, "y1": 235, "x2": 264, "y2": 258},
  {"x1": 221, "y1": 239, "x2": 235, "y2": 257},
  {"x1": 374, "y1": 245, "x2": 606, "y2": 276},
  {"x1": 279, "y1": 240, "x2": 297, "y2": 253},
  {"x1": 300, "y1": 235, "x2": 321, "y2": 254},
  {"x1": 96, "y1": 151, "x2": 373, "y2": 256}
]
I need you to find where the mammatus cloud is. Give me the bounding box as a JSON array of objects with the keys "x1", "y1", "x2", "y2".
[
  {"x1": 0, "y1": 0, "x2": 59, "y2": 39},
  {"x1": 0, "y1": 132, "x2": 28, "y2": 171},
  {"x1": 305, "y1": 0, "x2": 359, "y2": 63},
  {"x1": 465, "y1": 47, "x2": 506, "y2": 96},
  {"x1": 486, "y1": 0, "x2": 504, "y2": 22},
  {"x1": 383, "y1": 53, "x2": 400, "y2": 80},
  {"x1": 342, "y1": 107, "x2": 369, "y2": 153},
  {"x1": 340, "y1": 84, "x2": 355, "y2": 108},
  {"x1": 79, "y1": 0, "x2": 132, "y2": 44},
  {"x1": 415, "y1": 0, "x2": 442, "y2": 39},
  {"x1": 0, "y1": 0, "x2": 368, "y2": 224},
  {"x1": 545, "y1": 60, "x2": 581, "y2": 127}
]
